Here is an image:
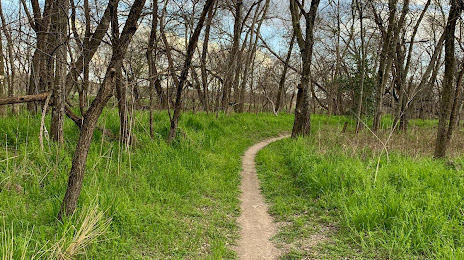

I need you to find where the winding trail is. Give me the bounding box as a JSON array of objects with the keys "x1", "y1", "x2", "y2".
[{"x1": 236, "y1": 134, "x2": 290, "y2": 260}]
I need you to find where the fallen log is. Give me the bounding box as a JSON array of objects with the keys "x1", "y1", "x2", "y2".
[
  {"x1": 0, "y1": 93, "x2": 82, "y2": 126},
  {"x1": 0, "y1": 93, "x2": 49, "y2": 105}
]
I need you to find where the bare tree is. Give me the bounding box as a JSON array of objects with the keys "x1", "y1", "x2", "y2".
[
  {"x1": 237, "y1": 0, "x2": 270, "y2": 113},
  {"x1": 0, "y1": 0, "x2": 16, "y2": 114},
  {"x1": 221, "y1": 0, "x2": 242, "y2": 112},
  {"x1": 199, "y1": 2, "x2": 217, "y2": 113},
  {"x1": 167, "y1": 0, "x2": 216, "y2": 143},
  {"x1": 290, "y1": 0, "x2": 320, "y2": 137},
  {"x1": 0, "y1": 28, "x2": 5, "y2": 116},
  {"x1": 147, "y1": 0, "x2": 164, "y2": 137},
  {"x1": 66, "y1": 1, "x2": 112, "y2": 113},
  {"x1": 59, "y1": 0, "x2": 146, "y2": 218},
  {"x1": 20, "y1": 0, "x2": 54, "y2": 113},
  {"x1": 354, "y1": 0, "x2": 365, "y2": 133},
  {"x1": 434, "y1": 0, "x2": 463, "y2": 158},
  {"x1": 49, "y1": 0, "x2": 69, "y2": 143},
  {"x1": 111, "y1": 0, "x2": 134, "y2": 147},
  {"x1": 370, "y1": 0, "x2": 397, "y2": 131}
]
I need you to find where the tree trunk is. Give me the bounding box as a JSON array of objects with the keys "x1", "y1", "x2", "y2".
[
  {"x1": 50, "y1": 0, "x2": 69, "y2": 144},
  {"x1": 147, "y1": 0, "x2": 166, "y2": 109},
  {"x1": 0, "y1": 30, "x2": 5, "y2": 115},
  {"x1": 397, "y1": 0, "x2": 431, "y2": 130},
  {"x1": 290, "y1": 0, "x2": 320, "y2": 137},
  {"x1": 221, "y1": 0, "x2": 242, "y2": 112},
  {"x1": 434, "y1": 0, "x2": 461, "y2": 158},
  {"x1": 276, "y1": 35, "x2": 295, "y2": 114},
  {"x1": 200, "y1": 3, "x2": 216, "y2": 113},
  {"x1": 147, "y1": 0, "x2": 162, "y2": 137},
  {"x1": 288, "y1": 85, "x2": 296, "y2": 113},
  {"x1": 446, "y1": 65, "x2": 464, "y2": 142},
  {"x1": 355, "y1": 0, "x2": 365, "y2": 133},
  {"x1": 111, "y1": 0, "x2": 133, "y2": 146},
  {"x1": 192, "y1": 68, "x2": 207, "y2": 110},
  {"x1": 391, "y1": 0, "x2": 410, "y2": 131}
]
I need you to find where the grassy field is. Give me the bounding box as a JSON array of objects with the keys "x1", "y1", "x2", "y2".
[
  {"x1": 256, "y1": 115, "x2": 464, "y2": 259},
  {"x1": 0, "y1": 110, "x2": 293, "y2": 259}
]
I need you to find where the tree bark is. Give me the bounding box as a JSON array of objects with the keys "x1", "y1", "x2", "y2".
[
  {"x1": 50, "y1": 0, "x2": 69, "y2": 144},
  {"x1": 290, "y1": 0, "x2": 320, "y2": 137},
  {"x1": 0, "y1": 28, "x2": 5, "y2": 116},
  {"x1": 355, "y1": 0, "x2": 365, "y2": 133},
  {"x1": 192, "y1": 68, "x2": 207, "y2": 110},
  {"x1": 446, "y1": 65, "x2": 464, "y2": 142},
  {"x1": 147, "y1": 0, "x2": 166, "y2": 109},
  {"x1": 147, "y1": 0, "x2": 162, "y2": 137},
  {"x1": 111, "y1": 1, "x2": 133, "y2": 146},
  {"x1": 0, "y1": 93, "x2": 48, "y2": 105},
  {"x1": 434, "y1": 0, "x2": 462, "y2": 158}
]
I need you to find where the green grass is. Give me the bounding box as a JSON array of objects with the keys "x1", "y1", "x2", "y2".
[
  {"x1": 256, "y1": 118, "x2": 464, "y2": 259},
  {"x1": 0, "y1": 110, "x2": 293, "y2": 259}
]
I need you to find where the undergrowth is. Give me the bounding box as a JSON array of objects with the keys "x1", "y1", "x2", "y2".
[
  {"x1": 257, "y1": 118, "x2": 464, "y2": 259},
  {"x1": 0, "y1": 109, "x2": 293, "y2": 259}
]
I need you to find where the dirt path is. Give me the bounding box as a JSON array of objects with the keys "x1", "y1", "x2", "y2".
[{"x1": 236, "y1": 134, "x2": 290, "y2": 260}]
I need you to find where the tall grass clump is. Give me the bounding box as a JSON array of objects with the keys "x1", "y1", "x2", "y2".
[
  {"x1": 49, "y1": 202, "x2": 111, "y2": 259},
  {"x1": 1, "y1": 221, "x2": 42, "y2": 260},
  {"x1": 0, "y1": 109, "x2": 293, "y2": 258},
  {"x1": 257, "y1": 117, "x2": 464, "y2": 259}
]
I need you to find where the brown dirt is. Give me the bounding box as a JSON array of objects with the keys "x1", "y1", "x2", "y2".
[{"x1": 236, "y1": 134, "x2": 290, "y2": 260}]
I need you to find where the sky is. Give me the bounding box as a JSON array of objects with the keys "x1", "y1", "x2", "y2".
[{"x1": 3, "y1": 0, "x2": 451, "y2": 65}]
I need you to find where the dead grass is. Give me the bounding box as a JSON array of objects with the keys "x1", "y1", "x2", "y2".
[
  {"x1": 315, "y1": 124, "x2": 464, "y2": 158},
  {"x1": 49, "y1": 204, "x2": 111, "y2": 259},
  {"x1": 275, "y1": 214, "x2": 340, "y2": 260}
]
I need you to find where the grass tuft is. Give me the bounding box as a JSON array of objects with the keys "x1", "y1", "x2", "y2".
[{"x1": 50, "y1": 202, "x2": 111, "y2": 259}]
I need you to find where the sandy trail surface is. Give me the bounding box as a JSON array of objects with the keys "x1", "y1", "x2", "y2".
[{"x1": 236, "y1": 135, "x2": 290, "y2": 260}]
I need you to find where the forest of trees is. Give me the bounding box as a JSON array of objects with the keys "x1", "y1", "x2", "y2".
[{"x1": 0, "y1": 0, "x2": 463, "y2": 218}]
